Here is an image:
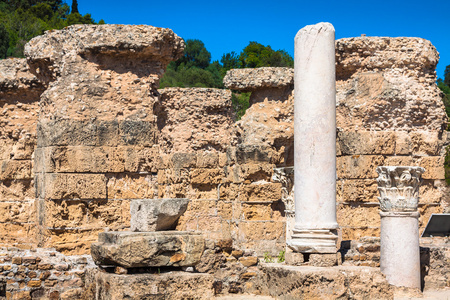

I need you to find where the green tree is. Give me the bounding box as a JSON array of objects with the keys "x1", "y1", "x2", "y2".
[
  {"x1": 239, "y1": 41, "x2": 293, "y2": 68},
  {"x1": 71, "y1": 0, "x2": 78, "y2": 14},
  {"x1": 0, "y1": 23, "x2": 9, "y2": 58},
  {"x1": 221, "y1": 51, "x2": 240, "y2": 73},
  {"x1": 176, "y1": 39, "x2": 211, "y2": 69},
  {"x1": 444, "y1": 65, "x2": 450, "y2": 87},
  {"x1": 438, "y1": 78, "x2": 450, "y2": 117},
  {"x1": 0, "y1": 0, "x2": 102, "y2": 57}
]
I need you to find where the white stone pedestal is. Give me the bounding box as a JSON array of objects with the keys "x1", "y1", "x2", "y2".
[
  {"x1": 288, "y1": 22, "x2": 338, "y2": 254},
  {"x1": 377, "y1": 166, "x2": 425, "y2": 289}
]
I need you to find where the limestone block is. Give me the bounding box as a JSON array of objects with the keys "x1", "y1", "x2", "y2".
[
  {"x1": 118, "y1": 119, "x2": 157, "y2": 146},
  {"x1": 123, "y1": 145, "x2": 160, "y2": 173},
  {"x1": 37, "y1": 174, "x2": 106, "y2": 200},
  {"x1": 309, "y1": 253, "x2": 339, "y2": 267},
  {"x1": 170, "y1": 153, "x2": 197, "y2": 169},
  {"x1": 383, "y1": 156, "x2": 414, "y2": 166},
  {"x1": 395, "y1": 132, "x2": 412, "y2": 155},
  {"x1": 37, "y1": 120, "x2": 103, "y2": 147},
  {"x1": 107, "y1": 174, "x2": 157, "y2": 200},
  {"x1": 0, "y1": 223, "x2": 37, "y2": 246},
  {"x1": 0, "y1": 179, "x2": 34, "y2": 201},
  {"x1": 218, "y1": 183, "x2": 241, "y2": 201},
  {"x1": 235, "y1": 145, "x2": 272, "y2": 164},
  {"x1": 35, "y1": 146, "x2": 126, "y2": 173},
  {"x1": 241, "y1": 203, "x2": 274, "y2": 221},
  {"x1": 410, "y1": 131, "x2": 443, "y2": 156},
  {"x1": 337, "y1": 131, "x2": 395, "y2": 155},
  {"x1": 42, "y1": 199, "x2": 129, "y2": 230},
  {"x1": 258, "y1": 264, "x2": 392, "y2": 299},
  {"x1": 43, "y1": 228, "x2": 104, "y2": 255},
  {"x1": 337, "y1": 204, "x2": 380, "y2": 228},
  {"x1": 419, "y1": 180, "x2": 445, "y2": 204},
  {"x1": 85, "y1": 269, "x2": 214, "y2": 300},
  {"x1": 341, "y1": 227, "x2": 380, "y2": 242},
  {"x1": 0, "y1": 160, "x2": 32, "y2": 180},
  {"x1": 241, "y1": 182, "x2": 282, "y2": 202},
  {"x1": 190, "y1": 168, "x2": 224, "y2": 185},
  {"x1": 184, "y1": 199, "x2": 218, "y2": 217},
  {"x1": 238, "y1": 221, "x2": 285, "y2": 242},
  {"x1": 195, "y1": 216, "x2": 224, "y2": 233},
  {"x1": 337, "y1": 179, "x2": 378, "y2": 203},
  {"x1": 285, "y1": 250, "x2": 304, "y2": 266},
  {"x1": 0, "y1": 58, "x2": 44, "y2": 95},
  {"x1": 0, "y1": 200, "x2": 35, "y2": 223},
  {"x1": 223, "y1": 67, "x2": 293, "y2": 91},
  {"x1": 418, "y1": 156, "x2": 445, "y2": 179},
  {"x1": 217, "y1": 201, "x2": 232, "y2": 220},
  {"x1": 238, "y1": 163, "x2": 275, "y2": 182},
  {"x1": 196, "y1": 151, "x2": 219, "y2": 168},
  {"x1": 337, "y1": 155, "x2": 384, "y2": 179},
  {"x1": 91, "y1": 231, "x2": 205, "y2": 268},
  {"x1": 130, "y1": 198, "x2": 189, "y2": 232}
]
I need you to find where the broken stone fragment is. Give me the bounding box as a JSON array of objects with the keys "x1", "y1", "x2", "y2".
[
  {"x1": 130, "y1": 198, "x2": 189, "y2": 231},
  {"x1": 91, "y1": 231, "x2": 205, "y2": 268}
]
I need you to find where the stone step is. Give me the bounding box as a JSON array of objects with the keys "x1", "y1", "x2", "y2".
[
  {"x1": 257, "y1": 263, "x2": 393, "y2": 299},
  {"x1": 215, "y1": 295, "x2": 275, "y2": 299}
]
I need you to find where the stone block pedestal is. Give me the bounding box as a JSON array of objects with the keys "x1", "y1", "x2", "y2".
[{"x1": 91, "y1": 231, "x2": 205, "y2": 268}]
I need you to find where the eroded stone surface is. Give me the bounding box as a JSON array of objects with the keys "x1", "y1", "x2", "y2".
[
  {"x1": 223, "y1": 67, "x2": 293, "y2": 91},
  {"x1": 257, "y1": 264, "x2": 393, "y2": 299},
  {"x1": 91, "y1": 231, "x2": 205, "y2": 268},
  {"x1": 130, "y1": 198, "x2": 189, "y2": 231},
  {"x1": 85, "y1": 269, "x2": 214, "y2": 300}
]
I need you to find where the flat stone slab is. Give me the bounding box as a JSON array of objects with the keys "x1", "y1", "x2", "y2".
[
  {"x1": 85, "y1": 268, "x2": 214, "y2": 300},
  {"x1": 91, "y1": 231, "x2": 205, "y2": 268},
  {"x1": 257, "y1": 264, "x2": 393, "y2": 299}
]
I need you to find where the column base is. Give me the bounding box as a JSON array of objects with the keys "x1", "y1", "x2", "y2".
[{"x1": 287, "y1": 229, "x2": 338, "y2": 254}]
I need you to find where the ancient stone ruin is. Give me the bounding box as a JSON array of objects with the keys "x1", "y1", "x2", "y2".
[{"x1": 0, "y1": 23, "x2": 448, "y2": 299}]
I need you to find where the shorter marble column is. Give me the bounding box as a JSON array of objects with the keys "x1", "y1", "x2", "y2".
[{"x1": 377, "y1": 166, "x2": 425, "y2": 290}]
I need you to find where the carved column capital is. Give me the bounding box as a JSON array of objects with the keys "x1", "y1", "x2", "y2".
[
  {"x1": 376, "y1": 166, "x2": 425, "y2": 212},
  {"x1": 272, "y1": 167, "x2": 294, "y2": 212}
]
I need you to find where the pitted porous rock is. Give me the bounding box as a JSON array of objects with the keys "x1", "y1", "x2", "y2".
[
  {"x1": 336, "y1": 37, "x2": 439, "y2": 80},
  {"x1": 223, "y1": 67, "x2": 294, "y2": 91},
  {"x1": 25, "y1": 24, "x2": 184, "y2": 72},
  {"x1": 23, "y1": 25, "x2": 184, "y2": 122},
  {"x1": 0, "y1": 58, "x2": 44, "y2": 95},
  {"x1": 335, "y1": 37, "x2": 446, "y2": 132},
  {"x1": 158, "y1": 88, "x2": 234, "y2": 153}
]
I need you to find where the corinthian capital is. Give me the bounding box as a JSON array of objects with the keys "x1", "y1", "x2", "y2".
[{"x1": 376, "y1": 166, "x2": 425, "y2": 212}]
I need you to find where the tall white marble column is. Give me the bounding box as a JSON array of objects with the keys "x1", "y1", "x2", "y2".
[
  {"x1": 288, "y1": 22, "x2": 339, "y2": 254},
  {"x1": 377, "y1": 166, "x2": 425, "y2": 290}
]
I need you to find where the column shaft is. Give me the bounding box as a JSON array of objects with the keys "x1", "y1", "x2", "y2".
[{"x1": 289, "y1": 22, "x2": 338, "y2": 254}]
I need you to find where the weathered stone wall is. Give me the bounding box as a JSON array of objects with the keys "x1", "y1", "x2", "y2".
[
  {"x1": 0, "y1": 58, "x2": 44, "y2": 248},
  {"x1": 0, "y1": 27, "x2": 448, "y2": 259},
  {"x1": 335, "y1": 37, "x2": 448, "y2": 240},
  {"x1": 223, "y1": 36, "x2": 449, "y2": 244},
  {"x1": 26, "y1": 24, "x2": 184, "y2": 254},
  {"x1": 0, "y1": 25, "x2": 449, "y2": 299},
  {"x1": 0, "y1": 247, "x2": 95, "y2": 299}
]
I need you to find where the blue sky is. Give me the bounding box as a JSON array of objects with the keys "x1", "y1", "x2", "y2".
[{"x1": 76, "y1": 0, "x2": 449, "y2": 78}]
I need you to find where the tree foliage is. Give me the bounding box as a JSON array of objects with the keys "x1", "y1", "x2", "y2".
[
  {"x1": 71, "y1": 0, "x2": 77, "y2": 14},
  {"x1": 0, "y1": 23, "x2": 9, "y2": 58},
  {"x1": 161, "y1": 39, "x2": 293, "y2": 90},
  {"x1": 160, "y1": 40, "x2": 293, "y2": 119},
  {"x1": 0, "y1": 0, "x2": 103, "y2": 57},
  {"x1": 238, "y1": 41, "x2": 294, "y2": 68}
]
